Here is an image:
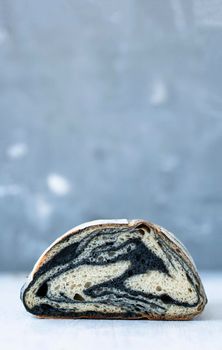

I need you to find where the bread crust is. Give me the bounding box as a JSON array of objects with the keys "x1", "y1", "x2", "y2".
[{"x1": 34, "y1": 312, "x2": 200, "y2": 321}]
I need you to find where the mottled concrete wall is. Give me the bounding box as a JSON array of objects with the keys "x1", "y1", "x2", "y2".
[{"x1": 0, "y1": 0, "x2": 222, "y2": 271}]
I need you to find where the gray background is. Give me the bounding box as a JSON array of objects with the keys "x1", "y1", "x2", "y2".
[{"x1": 0, "y1": 0, "x2": 222, "y2": 271}]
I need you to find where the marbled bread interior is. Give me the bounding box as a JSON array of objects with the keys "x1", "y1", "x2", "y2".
[{"x1": 21, "y1": 219, "x2": 207, "y2": 320}]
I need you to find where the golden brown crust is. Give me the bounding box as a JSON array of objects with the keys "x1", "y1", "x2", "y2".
[{"x1": 34, "y1": 312, "x2": 197, "y2": 321}]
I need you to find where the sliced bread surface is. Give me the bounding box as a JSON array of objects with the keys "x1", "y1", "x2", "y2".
[{"x1": 21, "y1": 219, "x2": 207, "y2": 320}]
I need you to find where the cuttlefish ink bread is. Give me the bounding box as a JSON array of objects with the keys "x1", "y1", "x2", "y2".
[{"x1": 21, "y1": 219, "x2": 207, "y2": 320}]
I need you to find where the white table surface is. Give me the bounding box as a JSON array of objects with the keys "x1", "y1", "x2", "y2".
[{"x1": 0, "y1": 272, "x2": 221, "y2": 350}]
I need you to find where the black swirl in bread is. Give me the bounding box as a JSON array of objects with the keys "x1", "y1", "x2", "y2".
[{"x1": 21, "y1": 219, "x2": 207, "y2": 320}]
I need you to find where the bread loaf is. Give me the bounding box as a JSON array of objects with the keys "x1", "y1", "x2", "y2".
[{"x1": 21, "y1": 219, "x2": 207, "y2": 320}]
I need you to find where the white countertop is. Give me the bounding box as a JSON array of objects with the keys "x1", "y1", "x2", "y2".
[{"x1": 0, "y1": 272, "x2": 222, "y2": 350}]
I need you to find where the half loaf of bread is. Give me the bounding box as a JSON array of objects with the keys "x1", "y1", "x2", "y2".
[{"x1": 21, "y1": 219, "x2": 207, "y2": 320}]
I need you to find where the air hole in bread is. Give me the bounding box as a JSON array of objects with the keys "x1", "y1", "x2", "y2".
[
  {"x1": 157, "y1": 241, "x2": 162, "y2": 248},
  {"x1": 136, "y1": 223, "x2": 150, "y2": 233},
  {"x1": 84, "y1": 282, "x2": 91, "y2": 288},
  {"x1": 74, "y1": 293, "x2": 85, "y2": 302},
  {"x1": 186, "y1": 272, "x2": 193, "y2": 284},
  {"x1": 36, "y1": 282, "x2": 48, "y2": 297},
  {"x1": 160, "y1": 294, "x2": 173, "y2": 304}
]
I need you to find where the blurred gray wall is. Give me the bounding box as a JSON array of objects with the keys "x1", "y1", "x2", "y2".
[{"x1": 0, "y1": 0, "x2": 222, "y2": 271}]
